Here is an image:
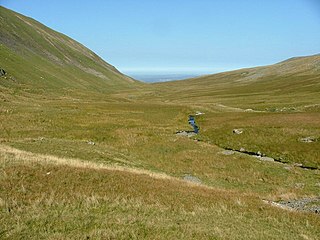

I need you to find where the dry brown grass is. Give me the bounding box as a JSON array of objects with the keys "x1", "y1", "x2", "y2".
[
  {"x1": 1, "y1": 145, "x2": 320, "y2": 239},
  {"x1": 0, "y1": 144, "x2": 183, "y2": 184}
]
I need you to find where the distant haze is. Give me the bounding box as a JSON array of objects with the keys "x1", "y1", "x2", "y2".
[{"x1": 126, "y1": 73, "x2": 205, "y2": 83}]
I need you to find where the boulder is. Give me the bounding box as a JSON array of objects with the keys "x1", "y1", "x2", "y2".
[
  {"x1": 299, "y1": 137, "x2": 316, "y2": 143},
  {"x1": 233, "y1": 129, "x2": 243, "y2": 134},
  {"x1": 0, "y1": 68, "x2": 6, "y2": 76}
]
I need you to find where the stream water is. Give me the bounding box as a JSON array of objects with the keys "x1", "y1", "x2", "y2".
[
  {"x1": 188, "y1": 115, "x2": 199, "y2": 133},
  {"x1": 184, "y1": 115, "x2": 318, "y2": 170}
]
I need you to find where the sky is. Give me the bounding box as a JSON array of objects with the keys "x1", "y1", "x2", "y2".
[{"x1": 1, "y1": 0, "x2": 320, "y2": 76}]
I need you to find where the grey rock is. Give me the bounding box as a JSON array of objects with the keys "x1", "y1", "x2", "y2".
[
  {"x1": 221, "y1": 150, "x2": 235, "y2": 155},
  {"x1": 183, "y1": 175, "x2": 201, "y2": 184},
  {"x1": 276, "y1": 198, "x2": 320, "y2": 214},
  {"x1": 293, "y1": 163, "x2": 303, "y2": 167},
  {"x1": 300, "y1": 136, "x2": 317, "y2": 143},
  {"x1": 260, "y1": 157, "x2": 274, "y2": 162},
  {"x1": 0, "y1": 68, "x2": 6, "y2": 76},
  {"x1": 195, "y1": 111, "x2": 205, "y2": 116},
  {"x1": 176, "y1": 131, "x2": 196, "y2": 137},
  {"x1": 233, "y1": 129, "x2": 243, "y2": 134}
]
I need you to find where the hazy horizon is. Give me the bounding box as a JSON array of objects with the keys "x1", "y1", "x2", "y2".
[{"x1": 125, "y1": 73, "x2": 204, "y2": 83}]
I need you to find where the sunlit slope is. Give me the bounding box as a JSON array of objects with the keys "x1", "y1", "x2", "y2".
[
  {"x1": 156, "y1": 55, "x2": 320, "y2": 109},
  {"x1": 0, "y1": 6, "x2": 139, "y2": 97}
]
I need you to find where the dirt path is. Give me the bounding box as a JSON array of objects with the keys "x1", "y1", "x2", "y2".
[{"x1": 0, "y1": 144, "x2": 205, "y2": 188}]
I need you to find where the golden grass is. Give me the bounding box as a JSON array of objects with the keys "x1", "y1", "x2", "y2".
[
  {"x1": 1, "y1": 146, "x2": 320, "y2": 239},
  {"x1": 1, "y1": 6, "x2": 320, "y2": 238},
  {"x1": 0, "y1": 144, "x2": 186, "y2": 184}
]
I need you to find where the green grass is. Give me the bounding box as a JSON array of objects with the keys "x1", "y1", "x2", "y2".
[
  {"x1": 1, "y1": 6, "x2": 320, "y2": 239},
  {"x1": 1, "y1": 99, "x2": 319, "y2": 197},
  {"x1": 1, "y1": 150, "x2": 320, "y2": 239},
  {"x1": 0, "y1": 6, "x2": 139, "y2": 100},
  {"x1": 197, "y1": 111, "x2": 320, "y2": 168}
]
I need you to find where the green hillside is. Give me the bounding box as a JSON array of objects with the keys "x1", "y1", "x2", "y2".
[
  {"x1": 153, "y1": 54, "x2": 320, "y2": 110},
  {"x1": 0, "y1": 6, "x2": 138, "y2": 99}
]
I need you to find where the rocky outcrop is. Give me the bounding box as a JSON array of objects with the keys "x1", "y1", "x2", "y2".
[{"x1": 264, "y1": 198, "x2": 320, "y2": 214}]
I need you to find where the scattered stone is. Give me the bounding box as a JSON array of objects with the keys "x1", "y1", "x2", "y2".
[
  {"x1": 195, "y1": 111, "x2": 205, "y2": 116},
  {"x1": 277, "y1": 198, "x2": 320, "y2": 214},
  {"x1": 266, "y1": 107, "x2": 296, "y2": 112},
  {"x1": 183, "y1": 175, "x2": 202, "y2": 184},
  {"x1": 254, "y1": 156, "x2": 274, "y2": 161},
  {"x1": 221, "y1": 148, "x2": 319, "y2": 171},
  {"x1": 233, "y1": 129, "x2": 243, "y2": 134},
  {"x1": 264, "y1": 198, "x2": 320, "y2": 214},
  {"x1": 221, "y1": 150, "x2": 235, "y2": 155},
  {"x1": 260, "y1": 156, "x2": 275, "y2": 162},
  {"x1": 46, "y1": 172, "x2": 51, "y2": 175},
  {"x1": 87, "y1": 141, "x2": 95, "y2": 145},
  {"x1": 293, "y1": 163, "x2": 303, "y2": 167},
  {"x1": 263, "y1": 200, "x2": 294, "y2": 211},
  {"x1": 299, "y1": 136, "x2": 317, "y2": 143},
  {"x1": 0, "y1": 68, "x2": 6, "y2": 77},
  {"x1": 176, "y1": 131, "x2": 196, "y2": 137},
  {"x1": 294, "y1": 183, "x2": 305, "y2": 189}
]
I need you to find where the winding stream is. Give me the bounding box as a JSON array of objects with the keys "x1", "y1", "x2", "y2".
[{"x1": 179, "y1": 114, "x2": 319, "y2": 171}]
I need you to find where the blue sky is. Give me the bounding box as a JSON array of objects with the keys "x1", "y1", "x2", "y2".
[{"x1": 1, "y1": 0, "x2": 320, "y2": 75}]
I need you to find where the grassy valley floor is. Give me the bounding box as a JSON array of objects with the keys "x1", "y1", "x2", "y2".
[{"x1": 1, "y1": 95, "x2": 319, "y2": 239}]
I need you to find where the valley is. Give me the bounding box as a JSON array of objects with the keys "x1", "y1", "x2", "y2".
[{"x1": 0, "y1": 6, "x2": 319, "y2": 239}]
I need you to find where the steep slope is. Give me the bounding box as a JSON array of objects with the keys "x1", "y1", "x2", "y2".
[
  {"x1": 0, "y1": 6, "x2": 139, "y2": 98},
  {"x1": 155, "y1": 54, "x2": 320, "y2": 109}
]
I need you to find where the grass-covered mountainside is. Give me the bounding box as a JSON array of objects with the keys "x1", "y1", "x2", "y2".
[
  {"x1": 152, "y1": 54, "x2": 320, "y2": 109},
  {"x1": 1, "y1": 6, "x2": 319, "y2": 239},
  {"x1": 0, "y1": 6, "x2": 137, "y2": 99}
]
